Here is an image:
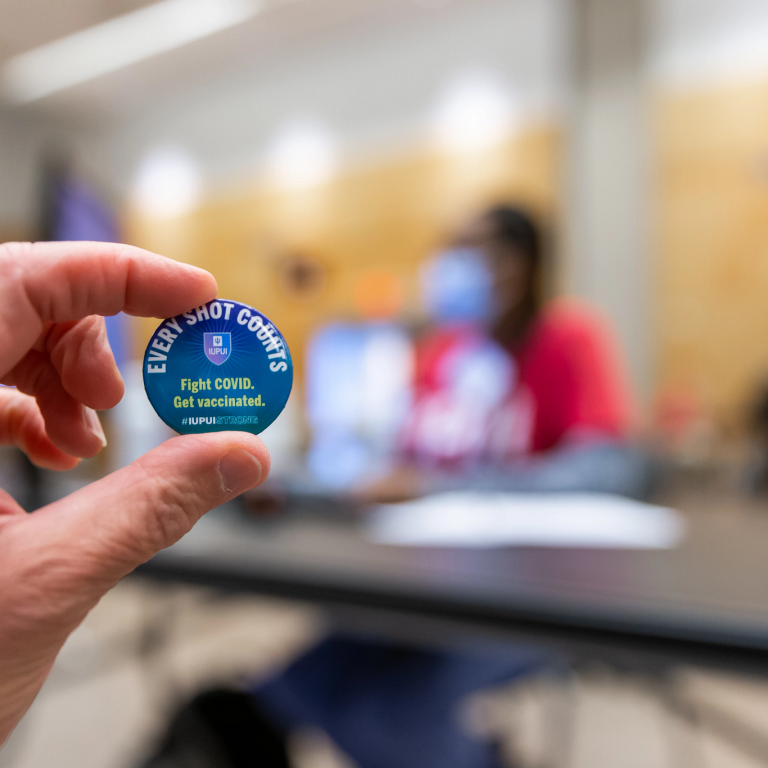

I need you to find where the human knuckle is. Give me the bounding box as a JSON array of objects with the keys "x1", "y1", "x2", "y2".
[
  {"x1": 135, "y1": 463, "x2": 213, "y2": 552},
  {"x1": 3, "y1": 392, "x2": 26, "y2": 431},
  {"x1": 0, "y1": 241, "x2": 32, "y2": 262},
  {"x1": 0, "y1": 245, "x2": 27, "y2": 284}
]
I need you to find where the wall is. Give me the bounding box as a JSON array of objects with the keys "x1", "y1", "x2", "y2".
[
  {"x1": 105, "y1": 0, "x2": 566, "y2": 386},
  {"x1": 0, "y1": 109, "x2": 46, "y2": 240},
  {"x1": 649, "y1": 0, "x2": 768, "y2": 429},
  {"x1": 650, "y1": 0, "x2": 768, "y2": 89},
  {"x1": 654, "y1": 80, "x2": 768, "y2": 429},
  {"x1": 9, "y1": 0, "x2": 768, "y2": 432},
  {"x1": 76, "y1": 0, "x2": 567, "y2": 196},
  {"x1": 126, "y1": 127, "x2": 561, "y2": 381}
]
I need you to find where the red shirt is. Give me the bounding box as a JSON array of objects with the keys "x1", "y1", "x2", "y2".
[
  {"x1": 405, "y1": 300, "x2": 633, "y2": 461},
  {"x1": 513, "y1": 300, "x2": 633, "y2": 452}
]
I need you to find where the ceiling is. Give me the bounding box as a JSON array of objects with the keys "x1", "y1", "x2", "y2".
[
  {"x1": 0, "y1": 0, "x2": 496, "y2": 123},
  {"x1": 0, "y1": 0, "x2": 153, "y2": 59}
]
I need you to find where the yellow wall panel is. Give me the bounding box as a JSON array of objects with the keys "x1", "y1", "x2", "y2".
[
  {"x1": 655, "y1": 81, "x2": 768, "y2": 429},
  {"x1": 125, "y1": 127, "x2": 561, "y2": 383}
]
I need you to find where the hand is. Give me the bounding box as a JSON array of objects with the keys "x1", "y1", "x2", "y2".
[{"x1": 0, "y1": 242, "x2": 270, "y2": 745}]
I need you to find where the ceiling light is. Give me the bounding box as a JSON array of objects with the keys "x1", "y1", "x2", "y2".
[
  {"x1": 1, "y1": 0, "x2": 260, "y2": 103},
  {"x1": 131, "y1": 145, "x2": 202, "y2": 218},
  {"x1": 432, "y1": 69, "x2": 514, "y2": 153},
  {"x1": 266, "y1": 119, "x2": 338, "y2": 190}
]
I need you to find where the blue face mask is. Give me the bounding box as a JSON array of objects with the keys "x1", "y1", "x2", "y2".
[{"x1": 420, "y1": 247, "x2": 494, "y2": 324}]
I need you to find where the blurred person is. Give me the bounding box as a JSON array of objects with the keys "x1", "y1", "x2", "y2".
[
  {"x1": 242, "y1": 207, "x2": 648, "y2": 768},
  {"x1": 393, "y1": 204, "x2": 645, "y2": 498},
  {"x1": 0, "y1": 241, "x2": 270, "y2": 746}
]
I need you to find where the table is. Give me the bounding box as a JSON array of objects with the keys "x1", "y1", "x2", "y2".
[
  {"x1": 136, "y1": 499, "x2": 768, "y2": 674},
  {"x1": 133, "y1": 496, "x2": 768, "y2": 765}
]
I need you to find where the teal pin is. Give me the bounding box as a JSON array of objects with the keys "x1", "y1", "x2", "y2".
[{"x1": 143, "y1": 299, "x2": 293, "y2": 435}]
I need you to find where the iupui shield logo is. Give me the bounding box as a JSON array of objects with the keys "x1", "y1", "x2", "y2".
[{"x1": 204, "y1": 333, "x2": 231, "y2": 365}]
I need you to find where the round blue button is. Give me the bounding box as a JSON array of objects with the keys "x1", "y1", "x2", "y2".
[{"x1": 142, "y1": 299, "x2": 293, "y2": 435}]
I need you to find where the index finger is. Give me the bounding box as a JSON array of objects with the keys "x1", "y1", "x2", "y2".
[{"x1": 0, "y1": 241, "x2": 217, "y2": 375}]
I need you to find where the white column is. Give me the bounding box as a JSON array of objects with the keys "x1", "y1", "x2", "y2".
[{"x1": 564, "y1": 0, "x2": 652, "y2": 402}]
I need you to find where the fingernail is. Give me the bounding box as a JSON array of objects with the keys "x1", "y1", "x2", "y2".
[
  {"x1": 84, "y1": 407, "x2": 107, "y2": 448},
  {"x1": 219, "y1": 449, "x2": 263, "y2": 495}
]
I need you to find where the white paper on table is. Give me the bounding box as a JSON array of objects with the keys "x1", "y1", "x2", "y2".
[{"x1": 365, "y1": 492, "x2": 685, "y2": 549}]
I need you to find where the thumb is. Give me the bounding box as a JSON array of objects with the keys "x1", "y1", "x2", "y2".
[
  {"x1": 11, "y1": 433, "x2": 269, "y2": 608},
  {"x1": 0, "y1": 433, "x2": 268, "y2": 745}
]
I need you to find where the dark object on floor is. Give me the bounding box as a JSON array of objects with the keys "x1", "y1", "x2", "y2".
[
  {"x1": 254, "y1": 634, "x2": 543, "y2": 768},
  {"x1": 139, "y1": 687, "x2": 290, "y2": 768}
]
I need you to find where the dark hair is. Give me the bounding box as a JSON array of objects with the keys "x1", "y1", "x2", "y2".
[
  {"x1": 483, "y1": 205, "x2": 545, "y2": 321},
  {"x1": 484, "y1": 205, "x2": 541, "y2": 267}
]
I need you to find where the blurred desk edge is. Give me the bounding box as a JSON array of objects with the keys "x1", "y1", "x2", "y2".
[{"x1": 134, "y1": 550, "x2": 768, "y2": 677}]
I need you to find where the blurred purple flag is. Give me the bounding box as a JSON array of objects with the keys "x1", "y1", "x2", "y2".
[{"x1": 50, "y1": 175, "x2": 132, "y2": 371}]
